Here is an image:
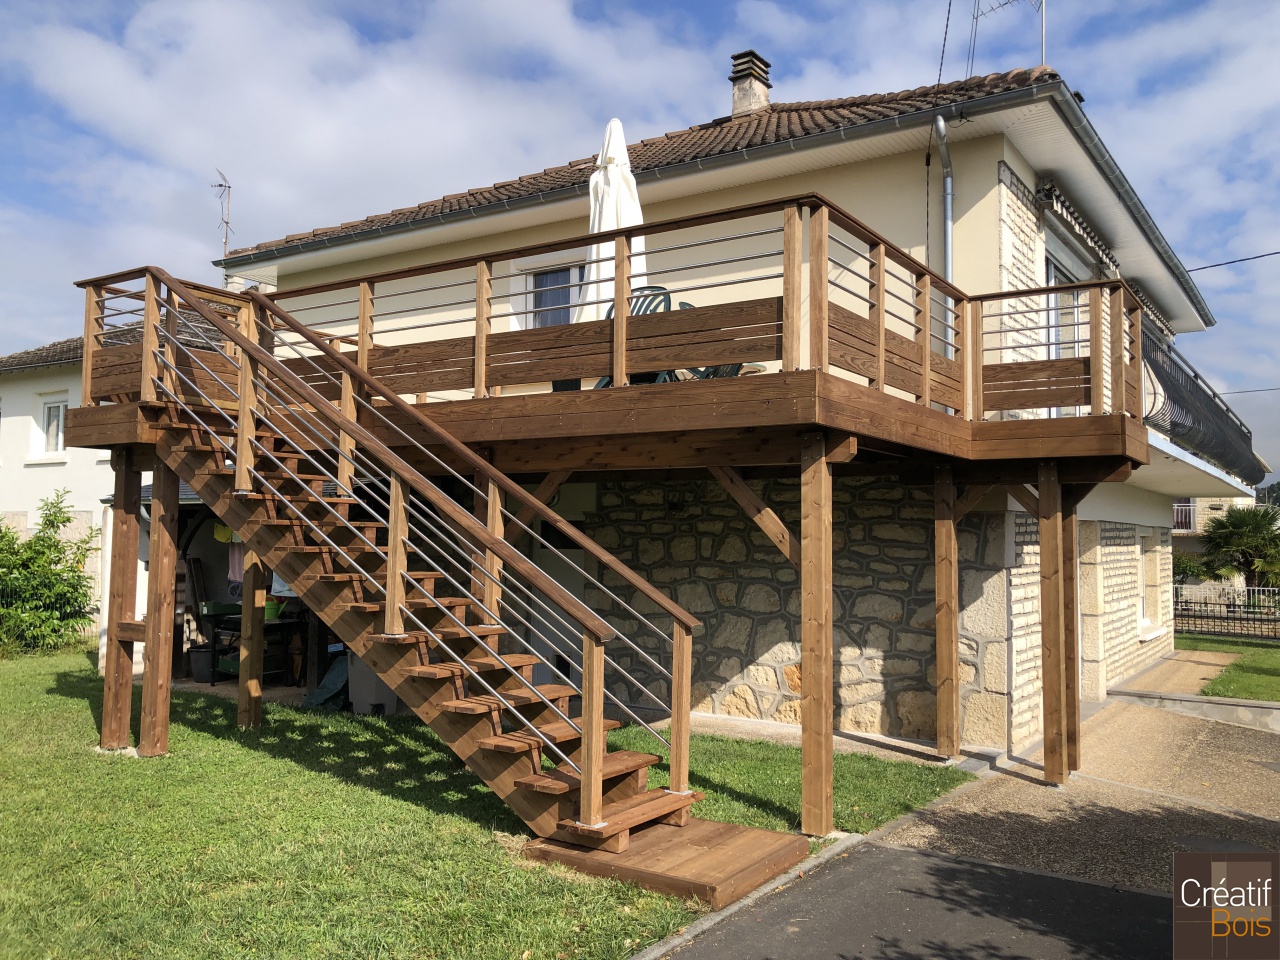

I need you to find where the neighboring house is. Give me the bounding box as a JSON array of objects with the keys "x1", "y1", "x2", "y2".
[
  {"x1": 0, "y1": 336, "x2": 117, "y2": 639},
  {"x1": 69, "y1": 54, "x2": 1268, "y2": 868}
]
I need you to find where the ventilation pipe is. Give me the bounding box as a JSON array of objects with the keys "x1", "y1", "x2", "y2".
[{"x1": 933, "y1": 114, "x2": 954, "y2": 282}]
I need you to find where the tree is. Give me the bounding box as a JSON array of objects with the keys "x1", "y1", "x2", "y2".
[
  {"x1": 1200, "y1": 504, "x2": 1280, "y2": 590},
  {"x1": 0, "y1": 491, "x2": 98, "y2": 655},
  {"x1": 1172, "y1": 550, "x2": 1209, "y2": 585}
]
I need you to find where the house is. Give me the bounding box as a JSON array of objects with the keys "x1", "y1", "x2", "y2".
[
  {"x1": 0, "y1": 336, "x2": 116, "y2": 641},
  {"x1": 66, "y1": 54, "x2": 1266, "y2": 902}
]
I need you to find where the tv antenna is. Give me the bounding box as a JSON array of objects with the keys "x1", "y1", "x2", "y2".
[
  {"x1": 966, "y1": 0, "x2": 1046, "y2": 76},
  {"x1": 212, "y1": 169, "x2": 233, "y2": 257}
]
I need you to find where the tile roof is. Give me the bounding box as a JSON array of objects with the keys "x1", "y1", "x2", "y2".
[
  {"x1": 227, "y1": 66, "x2": 1061, "y2": 260},
  {"x1": 0, "y1": 335, "x2": 84, "y2": 373}
]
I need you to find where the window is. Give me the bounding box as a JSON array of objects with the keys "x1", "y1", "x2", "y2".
[
  {"x1": 529, "y1": 268, "x2": 573, "y2": 329},
  {"x1": 42, "y1": 400, "x2": 66, "y2": 453}
]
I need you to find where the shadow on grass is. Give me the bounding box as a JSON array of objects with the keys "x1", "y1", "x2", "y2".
[
  {"x1": 54, "y1": 659, "x2": 808, "y2": 837},
  {"x1": 51, "y1": 663, "x2": 526, "y2": 833}
]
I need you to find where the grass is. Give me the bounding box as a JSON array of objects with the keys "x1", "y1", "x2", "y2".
[
  {"x1": 1176, "y1": 633, "x2": 1280, "y2": 702},
  {"x1": 0, "y1": 649, "x2": 970, "y2": 959}
]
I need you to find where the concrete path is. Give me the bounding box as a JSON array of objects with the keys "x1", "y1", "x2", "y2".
[
  {"x1": 668, "y1": 842, "x2": 1170, "y2": 960},
  {"x1": 659, "y1": 700, "x2": 1280, "y2": 959},
  {"x1": 1119, "y1": 649, "x2": 1238, "y2": 695}
]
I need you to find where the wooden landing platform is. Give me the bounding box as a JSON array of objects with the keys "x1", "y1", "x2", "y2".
[{"x1": 524, "y1": 817, "x2": 810, "y2": 909}]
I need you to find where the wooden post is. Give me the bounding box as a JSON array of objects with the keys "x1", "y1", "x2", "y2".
[
  {"x1": 1063, "y1": 499, "x2": 1081, "y2": 772},
  {"x1": 234, "y1": 303, "x2": 259, "y2": 493},
  {"x1": 474, "y1": 260, "x2": 491, "y2": 398},
  {"x1": 958, "y1": 300, "x2": 973, "y2": 420},
  {"x1": 1037, "y1": 460, "x2": 1068, "y2": 785},
  {"x1": 969, "y1": 300, "x2": 985, "y2": 419},
  {"x1": 1089, "y1": 285, "x2": 1104, "y2": 414},
  {"x1": 1109, "y1": 286, "x2": 1126, "y2": 417},
  {"x1": 384, "y1": 474, "x2": 409, "y2": 636},
  {"x1": 809, "y1": 205, "x2": 829, "y2": 372},
  {"x1": 578, "y1": 632, "x2": 606, "y2": 826},
  {"x1": 1129, "y1": 298, "x2": 1144, "y2": 410},
  {"x1": 669, "y1": 621, "x2": 692, "y2": 795},
  {"x1": 139, "y1": 459, "x2": 179, "y2": 757},
  {"x1": 358, "y1": 281, "x2": 374, "y2": 369},
  {"x1": 800, "y1": 431, "x2": 833, "y2": 836},
  {"x1": 337, "y1": 372, "x2": 356, "y2": 490},
  {"x1": 934, "y1": 463, "x2": 960, "y2": 758},
  {"x1": 870, "y1": 244, "x2": 887, "y2": 391},
  {"x1": 782, "y1": 204, "x2": 802, "y2": 371},
  {"x1": 479, "y1": 472, "x2": 503, "y2": 615},
  {"x1": 916, "y1": 273, "x2": 933, "y2": 406},
  {"x1": 238, "y1": 550, "x2": 266, "y2": 728},
  {"x1": 139, "y1": 272, "x2": 162, "y2": 403},
  {"x1": 100, "y1": 450, "x2": 141, "y2": 750},
  {"x1": 82, "y1": 285, "x2": 104, "y2": 407},
  {"x1": 612, "y1": 236, "x2": 630, "y2": 387},
  {"x1": 161, "y1": 285, "x2": 179, "y2": 397}
]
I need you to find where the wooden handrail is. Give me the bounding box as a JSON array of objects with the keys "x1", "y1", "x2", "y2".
[
  {"x1": 146, "y1": 268, "x2": 626, "y2": 642},
  {"x1": 967, "y1": 278, "x2": 1131, "y2": 303},
  {"x1": 246, "y1": 287, "x2": 701, "y2": 632}
]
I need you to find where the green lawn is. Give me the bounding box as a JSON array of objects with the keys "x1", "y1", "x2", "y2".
[
  {"x1": 0, "y1": 650, "x2": 970, "y2": 959},
  {"x1": 1176, "y1": 633, "x2": 1280, "y2": 702}
]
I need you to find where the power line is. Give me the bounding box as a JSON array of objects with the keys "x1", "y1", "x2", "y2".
[
  {"x1": 1187, "y1": 250, "x2": 1280, "y2": 272},
  {"x1": 1221, "y1": 386, "x2": 1280, "y2": 396}
]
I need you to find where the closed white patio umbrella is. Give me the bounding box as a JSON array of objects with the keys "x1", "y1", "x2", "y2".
[{"x1": 573, "y1": 118, "x2": 647, "y2": 324}]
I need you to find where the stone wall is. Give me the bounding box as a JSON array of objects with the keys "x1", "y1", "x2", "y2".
[
  {"x1": 584, "y1": 477, "x2": 1012, "y2": 747},
  {"x1": 1008, "y1": 512, "x2": 1043, "y2": 747}
]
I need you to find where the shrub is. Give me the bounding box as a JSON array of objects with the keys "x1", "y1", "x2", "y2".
[{"x1": 0, "y1": 491, "x2": 98, "y2": 656}]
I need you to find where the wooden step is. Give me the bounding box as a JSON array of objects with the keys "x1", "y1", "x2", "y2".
[
  {"x1": 464, "y1": 653, "x2": 540, "y2": 672},
  {"x1": 440, "y1": 684, "x2": 577, "y2": 716},
  {"x1": 402, "y1": 652, "x2": 540, "y2": 681},
  {"x1": 478, "y1": 718, "x2": 621, "y2": 754},
  {"x1": 516, "y1": 751, "x2": 659, "y2": 795},
  {"x1": 558, "y1": 788, "x2": 703, "y2": 839},
  {"x1": 311, "y1": 573, "x2": 365, "y2": 583},
  {"x1": 232, "y1": 491, "x2": 359, "y2": 507}
]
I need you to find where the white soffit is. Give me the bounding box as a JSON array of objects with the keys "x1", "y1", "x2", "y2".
[{"x1": 1128, "y1": 429, "x2": 1254, "y2": 498}]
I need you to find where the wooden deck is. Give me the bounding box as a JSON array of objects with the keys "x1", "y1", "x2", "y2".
[{"x1": 525, "y1": 817, "x2": 811, "y2": 909}]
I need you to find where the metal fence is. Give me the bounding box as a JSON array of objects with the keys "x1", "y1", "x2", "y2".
[{"x1": 1174, "y1": 585, "x2": 1280, "y2": 640}]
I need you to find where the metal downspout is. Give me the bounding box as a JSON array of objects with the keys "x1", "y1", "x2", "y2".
[{"x1": 933, "y1": 115, "x2": 954, "y2": 283}]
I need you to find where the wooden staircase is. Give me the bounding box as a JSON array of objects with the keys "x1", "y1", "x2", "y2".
[{"x1": 82, "y1": 266, "x2": 810, "y2": 904}]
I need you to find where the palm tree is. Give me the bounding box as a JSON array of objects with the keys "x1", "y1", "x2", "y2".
[{"x1": 1200, "y1": 504, "x2": 1280, "y2": 589}]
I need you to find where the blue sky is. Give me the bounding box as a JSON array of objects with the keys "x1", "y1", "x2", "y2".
[{"x1": 0, "y1": 0, "x2": 1277, "y2": 477}]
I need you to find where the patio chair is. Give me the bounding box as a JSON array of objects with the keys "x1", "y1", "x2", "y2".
[{"x1": 595, "y1": 286, "x2": 679, "y2": 388}]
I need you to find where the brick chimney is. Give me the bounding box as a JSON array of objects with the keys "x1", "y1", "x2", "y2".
[{"x1": 729, "y1": 50, "x2": 771, "y2": 117}]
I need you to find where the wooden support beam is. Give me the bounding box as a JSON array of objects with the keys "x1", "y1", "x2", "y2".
[
  {"x1": 139, "y1": 458, "x2": 179, "y2": 757},
  {"x1": 809, "y1": 205, "x2": 829, "y2": 372},
  {"x1": 474, "y1": 260, "x2": 491, "y2": 398},
  {"x1": 825, "y1": 432, "x2": 857, "y2": 464},
  {"x1": 101, "y1": 449, "x2": 141, "y2": 750},
  {"x1": 669, "y1": 621, "x2": 692, "y2": 795},
  {"x1": 1006, "y1": 483, "x2": 1040, "y2": 517},
  {"x1": 1037, "y1": 460, "x2": 1069, "y2": 785},
  {"x1": 799, "y1": 431, "x2": 833, "y2": 836},
  {"x1": 238, "y1": 550, "x2": 266, "y2": 728},
  {"x1": 781, "y1": 204, "x2": 802, "y2": 372},
  {"x1": 478, "y1": 470, "x2": 504, "y2": 615},
  {"x1": 954, "y1": 483, "x2": 993, "y2": 521},
  {"x1": 235, "y1": 303, "x2": 259, "y2": 492},
  {"x1": 709, "y1": 465, "x2": 801, "y2": 569},
  {"x1": 1089, "y1": 286, "x2": 1105, "y2": 414},
  {"x1": 578, "y1": 632, "x2": 606, "y2": 827},
  {"x1": 916, "y1": 273, "x2": 933, "y2": 407},
  {"x1": 82, "y1": 284, "x2": 103, "y2": 407},
  {"x1": 357, "y1": 281, "x2": 374, "y2": 369},
  {"x1": 958, "y1": 299, "x2": 973, "y2": 421},
  {"x1": 336, "y1": 371, "x2": 357, "y2": 490},
  {"x1": 1062, "y1": 498, "x2": 1081, "y2": 772},
  {"x1": 139, "y1": 272, "x2": 162, "y2": 404},
  {"x1": 612, "y1": 237, "x2": 630, "y2": 387},
  {"x1": 934, "y1": 463, "x2": 960, "y2": 758},
  {"x1": 510, "y1": 470, "x2": 573, "y2": 533},
  {"x1": 384, "y1": 474, "x2": 409, "y2": 636},
  {"x1": 870, "y1": 244, "x2": 887, "y2": 391},
  {"x1": 968, "y1": 300, "x2": 985, "y2": 420}
]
